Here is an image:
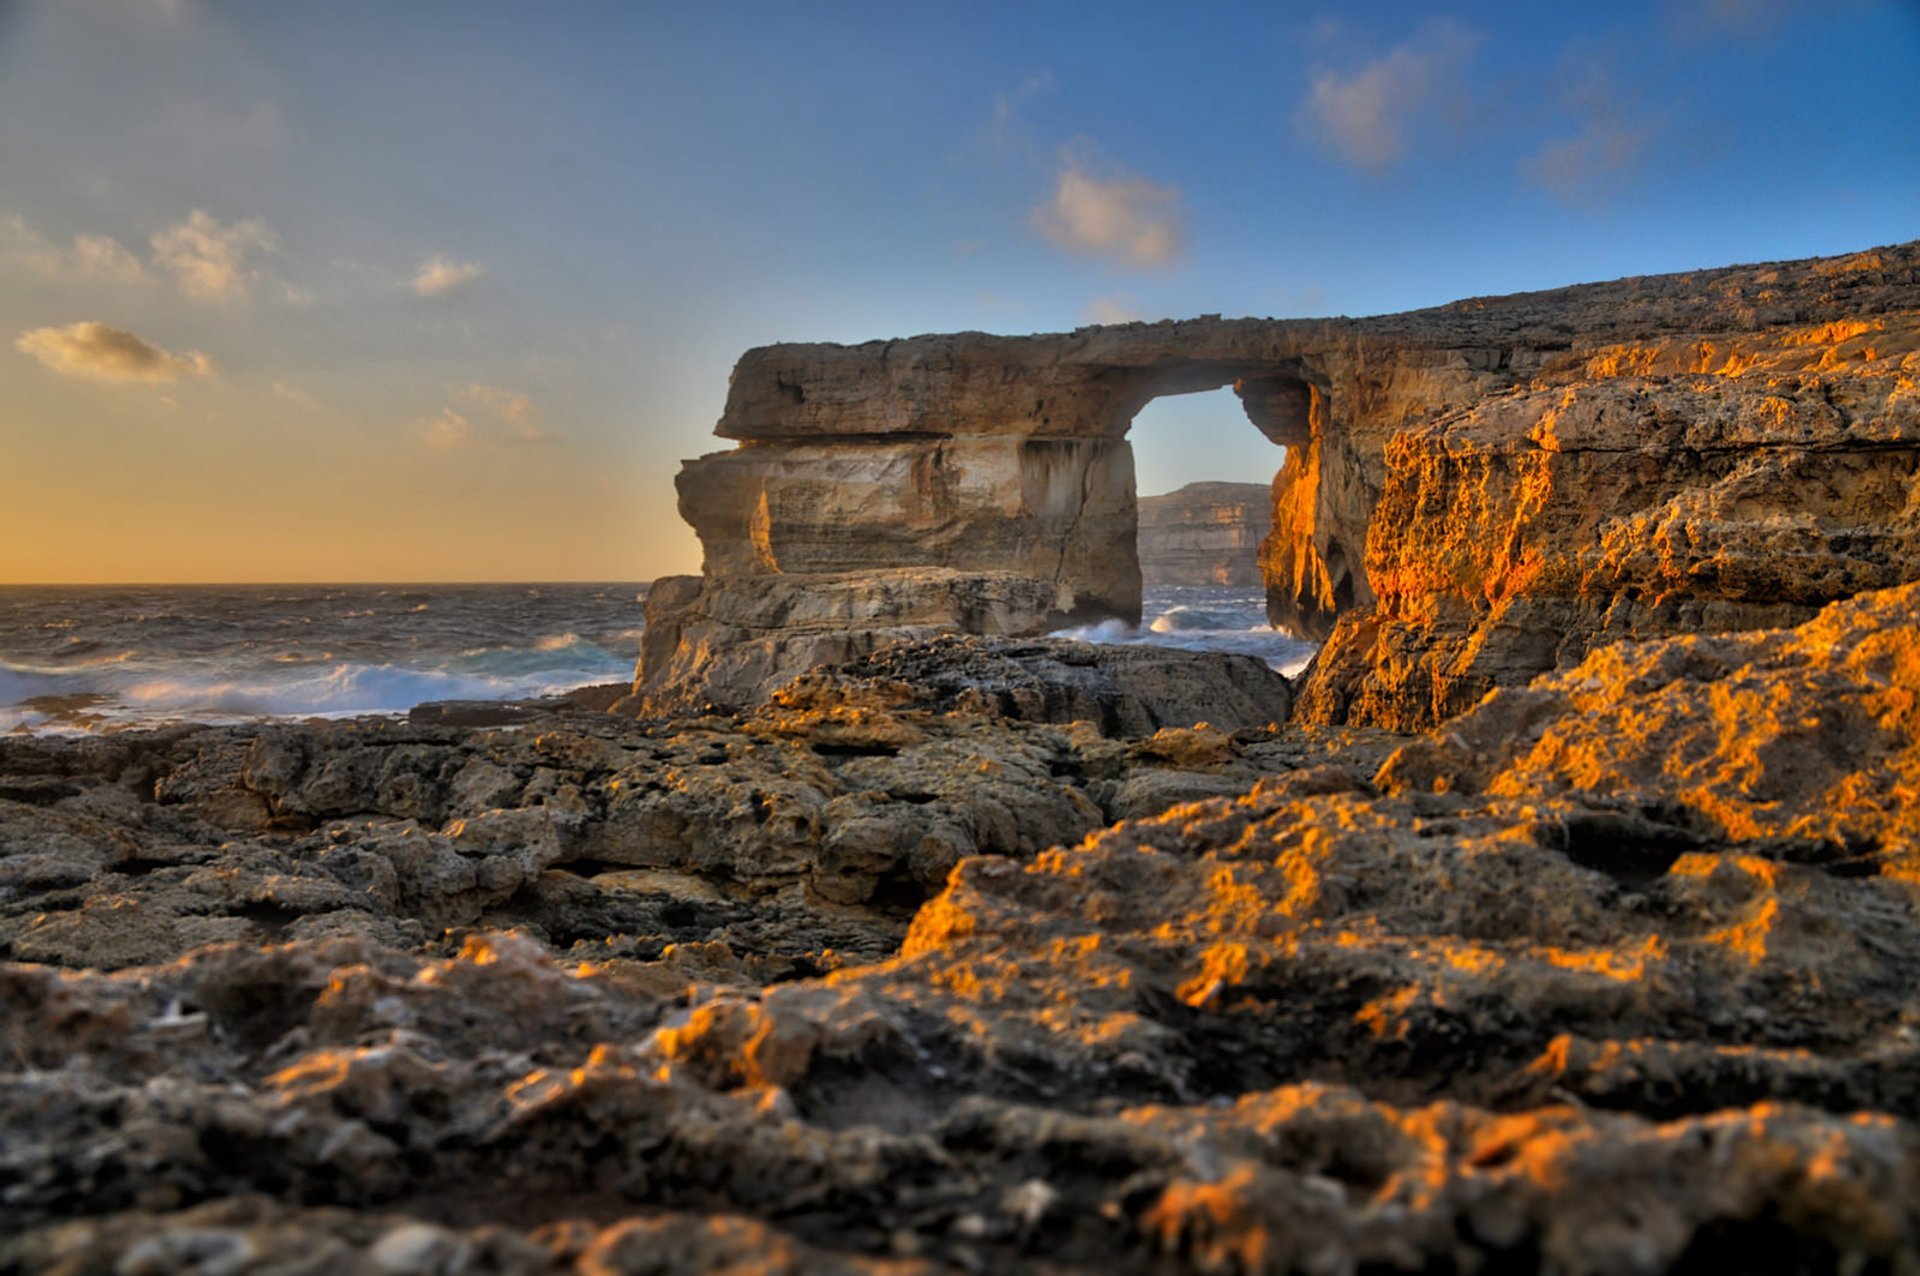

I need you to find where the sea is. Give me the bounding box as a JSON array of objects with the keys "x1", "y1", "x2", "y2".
[{"x1": 0, "y1": 582, "x2": 1316, "y2": 734}]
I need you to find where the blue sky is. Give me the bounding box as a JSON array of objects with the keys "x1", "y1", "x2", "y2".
[{"x1": 1, "y1": 0, "x2": 1915, "y2": 581}]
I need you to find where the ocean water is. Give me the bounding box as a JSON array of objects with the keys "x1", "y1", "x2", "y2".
[
  {"x1": 0, "y1": 583, "x2": 646, "y2": 734},
  {"x1": 0, "y1": 582, "x2": 1315, "y2": 734},
  {"x1": 1053, "y1": 584, "x2": 1319, "y2": 678}
]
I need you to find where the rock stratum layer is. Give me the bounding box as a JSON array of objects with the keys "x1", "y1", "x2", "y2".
[
  {"x1": 10, "y1": 587, "x2": 1920, "y2": 1270},
  {"x1": 639, "y1": 242, "x2": 1920, "y2": 722},
  {"x1": 1138, "y1": 482, "x2": 1273, "y2": 587}
]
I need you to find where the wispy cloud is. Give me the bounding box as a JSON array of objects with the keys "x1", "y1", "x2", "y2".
[
  {"x1": 969, "y1": 71, "x2": 1052, "y2": 166},
  {"x1": 1031, "y1": 147, "x2": 1187, "y2": 270},
  {"x1": 150, "y1": 209, "x2": 274, "y2": 302},
  {"x1": 1082, "y1": 296, "x2": 1142, "y2": 325},
  {"x1": 1524, "y1": 52, "x2": 1655, "y2": 205},
  {"x1": 15, "y1": 321, "x2": 212, "y2": 385},
  {"x1": 455, "y1": 382, "x2": 551, "y2": 442},
  {"x1": 2, "y1": 216, "x2": 151, "y2": 285},
  {"x1": 418, "y1": 385, "x2": 550, "y2": 448},
  {"x1": 1669, "y1": 0, "x2": 1829, "y2": 36},
  {"x1": 271, "y1": 379, "x2": 320, "y2": 410},
  {"x1": 412, "y1": 255, "x2": 487, "y2": 297},
  {"x1": 1296, "y1": 21, "x2": 1480, "y2": 170},
  {"x1": 421, "y1": 407, "x2": 473, "y2": 449}
]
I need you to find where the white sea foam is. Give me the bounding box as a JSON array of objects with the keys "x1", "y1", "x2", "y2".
[
  {"x1": 1050, "y1": 589, "x2": 1318, "y2": 677},
  {"x1": 0, "y1": 663, "x2": 83, "y2": 705},
  {"x1": 0, "y1": 583, "x2": 646, "y2": 731}
]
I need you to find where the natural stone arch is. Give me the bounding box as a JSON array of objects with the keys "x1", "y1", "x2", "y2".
[
  {"x1": 638, "y1": 321, "x2": 1415, "y2": 712},
  {"x1": 633, "y1": 243, "x2": 1920, "y2": 726}
]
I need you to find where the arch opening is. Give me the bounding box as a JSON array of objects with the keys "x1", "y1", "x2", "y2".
[
  {"x1": 1130, "y1": 385, "x2": 1284, "y2": 592},
  {"x1": 1047, "y1": 377, "x2": 1322, "y2": 676}
]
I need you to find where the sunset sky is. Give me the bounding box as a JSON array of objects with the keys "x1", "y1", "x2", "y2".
[{"x1": 2, "y1": 0, "x2": 1915, "y2": 583}]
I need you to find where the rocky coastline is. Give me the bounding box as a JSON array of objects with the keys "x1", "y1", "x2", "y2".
[
  {"x1": 8, "y1": 244, "x2": 1920, "y2": 1273},
  {"x1": 6, "y1": 585, "x2": 1920, "y2": 1271}
]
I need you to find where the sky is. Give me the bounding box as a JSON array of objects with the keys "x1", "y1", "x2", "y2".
[{"x1": 1, "y1": 0, "x2": 1915, "y2": 584}]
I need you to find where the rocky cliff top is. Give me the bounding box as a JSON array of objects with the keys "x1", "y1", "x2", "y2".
[{"x1": 720, "y1": 241, "x2": 1919, "y2": 439}]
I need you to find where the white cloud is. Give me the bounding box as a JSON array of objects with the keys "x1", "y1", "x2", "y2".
[
  {"x1": 1526, "y1": 121, "x2": 1650, "y2": 204},
  {"x1": 1030, "y1": 149, "x2": 1187, "y2": 270},
  {"x1": 1524, "y1": 54, "x2": 1654, "y2": 206},
  {"x1": 421, "y1": 407, "x2": 473, "y2": 449},
  {"x1": 412, "y1": 255, "x2": 487, "y2": 297},
  {"x1": 1296, "y1": 21, "x2": 1479, "y2": 170},
  {"x1": 969, "y1": 71, "x2": 1052, "y2": 166},
  {"x1": 1082, "y1": 296, "x2": 1142, "y2": 325},
  {"x1": 150, "y1": 209, "x2": 274, "y2": 302},
  {"x1": 1, "y1": 216, "x2": 151, "y2": 285},
  {"x1": 16, "y1": 321, "x2": 212, "y2": 385},
  {"x1": 271, "y1": 379, "x2": 320, "y2": 410},
  {"x1": 453, "y1": 382, "x2": 552, "y2": 443},
  {"x1": 66, "y1": 234, "x2": 151, "y2": 284}
]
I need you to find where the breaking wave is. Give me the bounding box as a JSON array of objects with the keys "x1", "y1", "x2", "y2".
[
  {"x1": 0, "y1": 583, "x2": 646, "y2": 732},
  {"x1": 1051, "y1": 586, "x2": 1318, "y2": 677}
]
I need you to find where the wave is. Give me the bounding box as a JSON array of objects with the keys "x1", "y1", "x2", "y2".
[
  {"x1": 1147, "y1": 605, "x2": 1249, "y2": 635},
  {"x1": 119, "y1": 651, "x2": 631, "y2": 721},
  {"x1": 1050, "y1": 617, "x2": 1317, "y2": 677},
  {"x1": 0, "y1": 664, "x2": 83, "y2": 707},
  {"x1": 5, "y1": 647, "x2": 633, "y2": 726}
]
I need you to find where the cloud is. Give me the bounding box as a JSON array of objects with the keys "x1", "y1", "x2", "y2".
[
  {"x1": 1526, "y1": 121, "x2": 1650, "y2": 204},
  {"x1": 1523, "y1": 53, "x2": 1654, "y2": 205},
  {"x1": 1031, "y1": 149, "x2": 1187, "y2": 270},
  {"x1": 1670, "y1": 0, "x2": 1826, "y2": 36},
  {"x1": 1296, "y1": 21, "x2": 1480, "y2": 170},
  {"x1": 271, "y1": 379, "x2": 320, "y2": 410},
  {"x1": 1082, "y1": 296, "x2": 1142, "y2": 325},
  {"x1": 453, "y1": 382, "x2": 551, "y2": 442},
  {"x1": 412, "y1": 255, "x2": 487, "y2": 297},
  {"x1": 1, "y1": 216, "x2": 151, "y2": 285},
  {"x1": 15, "y1": 321, "x2": 212, "y2": 385},
  {"x1": 421, "y1": 407, "x2": 473, "y2": 449},
  {"x1": 968, "y1": 72, "x2": 1052, "y2": 166},
  {"x1": 150, "y1": 209, "x2": 274, "y2": 302}
]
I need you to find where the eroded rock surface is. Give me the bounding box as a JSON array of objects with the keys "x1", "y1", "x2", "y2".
[
  {"x1": 9, "y1": 589, "x2": 1920, "y2": 1270},
  {"x1": 1299, "y1": 286, "x2": 1920, "y2": 729}
]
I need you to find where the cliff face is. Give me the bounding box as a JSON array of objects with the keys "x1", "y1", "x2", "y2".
[
  {"x1": 1137, "y1": 481, "x2": 1273, "y2": 586},
  {"x1": 641, "y1": 242, "x2": 1920, "y2": 719},
  {"x1": 1296, "y1": 256, "x2": 1920, "y2": 729}
]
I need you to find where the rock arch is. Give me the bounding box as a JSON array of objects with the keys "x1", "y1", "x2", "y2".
[
  {"x1": 637, "y1": 318, "x2": 1458, "y2": 713},
  {"x1": 635, "y1": 244, "x2": 1920, "y2": 722}
]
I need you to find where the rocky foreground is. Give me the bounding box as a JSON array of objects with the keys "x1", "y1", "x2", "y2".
[{"x1": 6, "y1": 586, "x2": 1920, "y2": 1273}]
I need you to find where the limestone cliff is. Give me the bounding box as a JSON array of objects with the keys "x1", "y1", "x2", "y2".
[
  {"x1": 641, "y1": 241, "x2": 1920, "y2": 716},
  {"x1": 1296, "y1": 259, "x2": 1920, "y2": 729},
  {"x1": 1137, "y1": 481, "x2": 1272, "y2": 586}
]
